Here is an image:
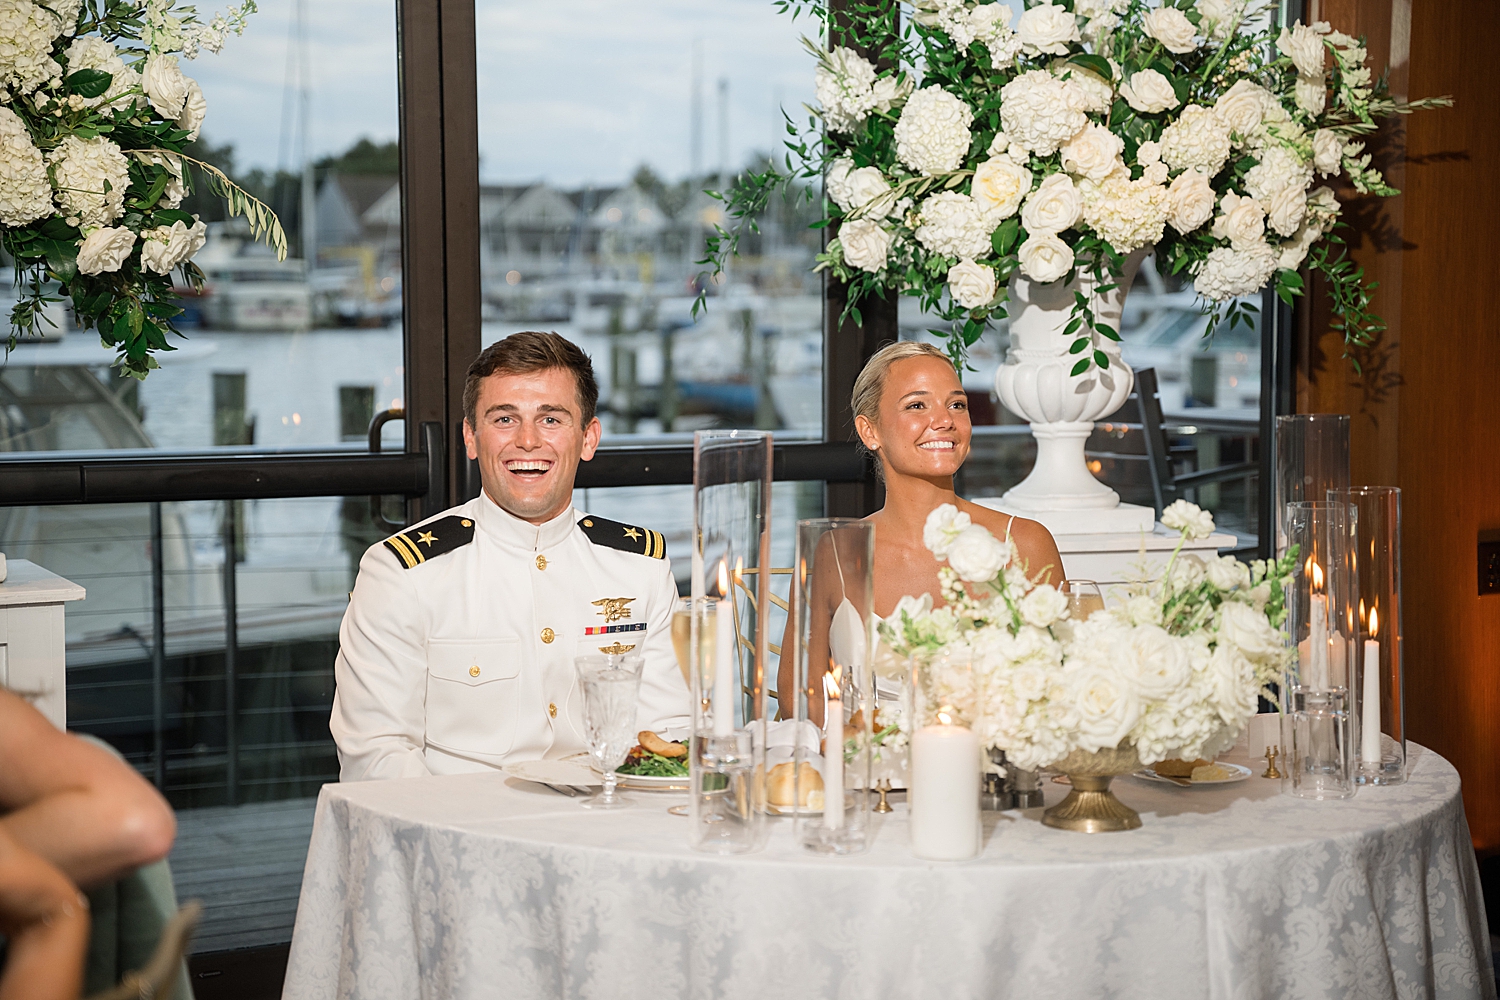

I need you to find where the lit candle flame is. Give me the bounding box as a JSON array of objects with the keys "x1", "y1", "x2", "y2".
[
  {"x1": 1311, "y1": 561, "x2": 1324, "y2": 590},
  {"x1": 824, "y1": 666, "x2": 842, "y2": 699},
  {"x1": 716, "y1": 559, "x2": 730, "y2": 599},
  {"x1": 936, "y1": 708, "x2": 954, "y2": 726},
  {"x1": 1369, "y1": 606, "x2": 1379, "y2": 639}
]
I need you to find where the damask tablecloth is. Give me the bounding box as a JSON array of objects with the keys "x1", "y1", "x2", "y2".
[{"x1": 282, "y1": 744, "x2": 1495, "y2": 1000}]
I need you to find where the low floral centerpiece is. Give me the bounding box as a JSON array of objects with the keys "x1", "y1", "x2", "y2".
[
  {"x1": 0, "y1": 0, "x2": 283, "y2": 379},
  {"x1": 878, "y1": 499, "x2": 1296, "y2": 829}
]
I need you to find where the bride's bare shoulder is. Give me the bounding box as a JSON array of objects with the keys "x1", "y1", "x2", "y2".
[{"x1": 957, "y1": 502, "x2": 1063, "y2": 582}]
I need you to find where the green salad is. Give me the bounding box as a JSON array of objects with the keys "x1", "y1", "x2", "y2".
[{"x1": 617, "y1": 747, "x2": 689, "y2": 777}]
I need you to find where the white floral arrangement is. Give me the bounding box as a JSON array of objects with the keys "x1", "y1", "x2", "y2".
[
  {"x1": 702, "y1": 1, "x2": 1448, "y2": 369},
  {"x1": 1, "y1": 0, "x2": 283, "y2": 378},
  {"x1": 877, "y1": 500, "x2": 1297, "y2": 771}
]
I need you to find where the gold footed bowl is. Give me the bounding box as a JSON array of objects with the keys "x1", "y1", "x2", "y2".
[{"x1": 1041, "y1": 746, "x2": 1143, "y2": 833}]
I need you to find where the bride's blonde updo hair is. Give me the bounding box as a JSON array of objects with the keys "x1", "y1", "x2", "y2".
[{"x1": 850, "y1": 341, "x2": 954, "y2": 473}]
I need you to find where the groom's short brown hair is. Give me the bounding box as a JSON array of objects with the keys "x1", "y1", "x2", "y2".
[{"x1": 462, "y1": 331, "x2": 600, "y2": 428}]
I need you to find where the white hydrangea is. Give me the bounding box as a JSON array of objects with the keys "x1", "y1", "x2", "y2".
[
  {"x1": 1243, "y1": 145, "x2": 1313, "y2": 203},
  {"x1": 0, "y1": 0, "x2": 64, "y2": 95},
  {"x1": 1158, "y1": 104, "x2": 1232, "y2": 176},
  {"x1": 894, "y1": 86, "x2": 974, "y2": 175},
  {"x1": 1195, "y1": 0, "x2": 1244, "y2": 41},
  {"x1": 914, "y1": 191, "x2": 991, "y2": 259},
  {"x1": 63, "y1": 37, "x2": 143, "y2": 110},
  {"x1": 1057, "y1": 65, "x2": 1113, "y2": 115},
  {"x1": 46, "y1": 135, "x2": 130, "y2": 228},
  {"x1": 1193, "y1": 241, "x2": 1278, "y2": 300},
  {"x1": 1000, "y1": 70, "x2": 1086, "y2": 157},
  {"x1": 0, "y1": 105, "x2": 52, "y2": 226},
  {"x1": 969, "y1": 4, "x2": 1022, "y2": 69},
  {"x1": 1081, "y1": 173, "x2": 1169, "y2": 254},
  {"x1": 815, "y1": 46, "x2": 879, "y2": 133}
]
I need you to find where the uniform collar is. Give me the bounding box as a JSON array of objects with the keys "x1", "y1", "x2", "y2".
[{"x1": 475, "y1": 491, "x2": 576, "y2": 551}]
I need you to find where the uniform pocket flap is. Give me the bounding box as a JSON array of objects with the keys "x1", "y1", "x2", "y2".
[{"x1": 426, "y1": 638, "x2": 521, "y2": 685}]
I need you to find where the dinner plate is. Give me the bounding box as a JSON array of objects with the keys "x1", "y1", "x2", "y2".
[
  {"x1": 501, "y1": 758, "x2": 600, "y2": 788},
  {"x1": 561, "y1": 752, "x2": 690, "y2": 791},
  {"x1": 1133, "y1": 762, "x2": 1253, "y2": 786}
]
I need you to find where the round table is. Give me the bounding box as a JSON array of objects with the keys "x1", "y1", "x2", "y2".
[{"x1": 281, "y1": 744, "x2": 1495, "y2": 1000}]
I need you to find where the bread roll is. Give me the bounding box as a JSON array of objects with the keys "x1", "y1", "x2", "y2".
[
  {"x1": 1155, "y1": 757, "x2": 1212, "y2": 778},
  {"x1": 766, "y1": 761, "x2": 824, "y2": 807},
  {"x1": 638, "y1": 731, "x2": 686, "y2": 758},
  {"x1": 1190, "y1": 763, "x2": 1230, "y2": 782}
]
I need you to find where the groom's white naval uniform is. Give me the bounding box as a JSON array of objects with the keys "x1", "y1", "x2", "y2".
[{"x1": 330, "y1": 491, "x2": 689, "y2": 781}]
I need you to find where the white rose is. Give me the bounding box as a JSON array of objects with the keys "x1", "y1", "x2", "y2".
[
  {"x1": 1123, "y1": 594, "x2": 1163, "y2": 627},
  {"x1": 871, "y1": 74, "x2": 913, "y2": 114},
  {"x1": 143, "y1": 53, "x2": 191, "y2": 119},
  {"x1": 1137, "y1": 140, "x2": 1162, "y2": 166},
  {"x1": 1312, "y1": 129, "x2": 1344, "y2": 175},
  {"x1": 1143, "y1": 7, "x2": 1198, "y2": 54},
  {"x1": 1265, "y1": 184, "x2": 1306, "y2": 238},
  {"x1": 1218, "y1": 601, "x2": 1285, "y2": 664},
  {"x1": 839, "y1": 219, "x2": 892, "y2": 273},
  {"x1": 1206, "y1": 555, "x2": 1252, "y2": 592},
  {"x1": 971, "y1": 155, "x2": 1032, "y2": 221},
  {"x1": 76, "y1": 226, "x2": 136, "y2": 274},
  {"x1": 1019, "y1": 584, "x2": 1069, "y2": 628},
  {"x1": 1213, "y1": 80, "x2": 1274, "y2": 144},
  {"x1": 1067, "y1": 664, "x2": 1141, "y2": 751},
  {"x1": 987, "y1": 131, "x2": 1010, "y2": 157},
  {"x1": 1306, "y1": 185, "x2": 1341, "y2": 228},
  {"x1": 826, "y1": 157, "x2": 855, "y2": 210},
  {"x1": 1017, "y1": 232, "x2": 1073, "y2": 283},
  {"x1": 1015, "y1": 3, "x2": 1080, "y2": 56},
  {"x1": 1142, "y1": 162, "x2": 1169, "y2": 185},
  {"x1": 1211, "y1": 191, "x2": 1265, "y2": 250},
  {"x1": 1208, "y1": 643, "x2": 1258, "y2": 723},
  {"x1": 1276, "y1": 223, "x2": 1320, "y2": 270},
  {"x1": 176, "y1": 79, "x2": 207, "y2": 140},
  {"x1": 947, "y1": 259, "x2": 997, "y2": 310},
  {"x1": 1277, "y1": 22, "x2": 1328, "y2": 77},
  {"x1": 1161, "y1": 499, "x2": 1215, "y2": 540},
  {"x1": 1010, "y1": 663, "x2": 1049, "y2": 703},
  {"x1": 843, "y1": 166, "x2": 897, "y2": 218},
  {"x1": 1120, "y1": 69, "x2": 1179, "y2": 114},
  {"x1": 923, "y1": 504, "x2": 972, "y2": 558},
  {"x1": 1124, "y1": 624, "x2": 1192, "y2": 700},
  {"x1": 946, "y1": 524, "x2": 1012, "y2": 583},
  {"x1": 1060, "y1": 123, "x2": 1124, "y2": 183},
  {"x1": 891, "y1": 593, "x2": 934, "y2": 626},
  {"x1": 1294, "y1": 74, "x2": 1327, "y2": 116},
  {"x1": 1020, "y1": 172, "x2": 1082, "y2": 234},
  {"x1": 140, "y1": 218, "x2": 207, "y2": 274}
]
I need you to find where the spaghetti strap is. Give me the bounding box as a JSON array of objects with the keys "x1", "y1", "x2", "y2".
[
  {"x1": 1005, "y1": 514, "x2": 1016, "y2": 542},
  {"x1": 831, "y1": 533, "x2": 846, "y2": 592}
]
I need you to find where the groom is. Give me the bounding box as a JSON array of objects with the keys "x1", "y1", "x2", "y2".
[{"x1": 330, "y1": 331, "x2": 689, "y2": 780}]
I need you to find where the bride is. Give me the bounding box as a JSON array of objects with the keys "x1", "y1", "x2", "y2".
[{"x1": 778, "y1": 340, "x2": 1063, "y2": 723}]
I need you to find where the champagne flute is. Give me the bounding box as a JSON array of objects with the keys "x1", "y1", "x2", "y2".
[
  {"x1": 575, "y1": 655, "x2": 644, "y2": 810},
  {"x1": 1061, "y1": 579, "x2": 1106, "y2": 622}
]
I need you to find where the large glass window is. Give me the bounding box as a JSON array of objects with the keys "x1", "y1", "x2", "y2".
[{"x1": 475, "y1": 0, "x2": 819, "y2": 442}]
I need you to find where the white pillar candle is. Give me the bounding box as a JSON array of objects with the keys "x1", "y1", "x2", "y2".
[
  {"x1": 909, "y1": 718, "x2": 980, "y2": 861},
  {"x1": 1362, "y1": 608, "x2": 1382, "y2": 766},
  {"x1": 823, "y1": 687, "x2": 843, "y2": 830},
  {"x1": 1308, "y1": 594, "x2": 1329, "y2": 689},
  {"x1": 712, "y1": 598, "x2": 735, "y2": 737}
]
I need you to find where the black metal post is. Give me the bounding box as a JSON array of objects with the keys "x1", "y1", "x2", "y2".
[
  {"x1": 150, "y1": 502, "x2": 165, "y2": 790},
  {"x1": 222, "y1": 499, "x2": 239, "y2": 806}
]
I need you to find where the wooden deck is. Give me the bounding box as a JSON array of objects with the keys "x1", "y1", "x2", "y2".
[{"x1": 169, "y1": 797, "x2": 318, "y2": 954}]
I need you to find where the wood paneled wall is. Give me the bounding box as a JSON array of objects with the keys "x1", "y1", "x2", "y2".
[{"x1": 1300, "y1": 0, "x2": 1500, "y2": 854}]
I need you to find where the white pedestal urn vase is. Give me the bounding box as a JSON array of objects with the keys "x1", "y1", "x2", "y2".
[{"x1": 993, "y1": 248, "x2": 1154, "y2": 536}]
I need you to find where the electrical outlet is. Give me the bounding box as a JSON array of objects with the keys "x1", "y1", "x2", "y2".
[{"x1": 1480, "y1": 539, "x2": 1500, "y2": 595}]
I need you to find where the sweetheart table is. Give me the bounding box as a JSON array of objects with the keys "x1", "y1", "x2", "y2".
[{"x1": 281, "y1": 743, "x2": 1494, "y2": 1000}]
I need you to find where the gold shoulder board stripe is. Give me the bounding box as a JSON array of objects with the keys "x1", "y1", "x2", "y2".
[{"x1": 381, "y1": 515, "x2": 477, "y2": 570}]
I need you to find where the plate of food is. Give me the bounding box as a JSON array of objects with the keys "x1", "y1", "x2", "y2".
[
  {"x1": 608, "y1": 731, "x2": 690, "y2": 790},
  {"x1": 1133, "y1": 758, "x2": 1253, "y2": 786}
]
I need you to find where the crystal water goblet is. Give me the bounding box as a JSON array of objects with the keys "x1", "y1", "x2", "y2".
[{"x1": 575, "y1": 655, "x2": 644, "y2": 810}]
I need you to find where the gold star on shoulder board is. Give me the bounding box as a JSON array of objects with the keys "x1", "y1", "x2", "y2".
[
  {"x1": 416, "y1": 531, "x2": 438, "y2": 547},
  {"x1": 622, "y1": 526, "x2": 642, "y2": 541}
]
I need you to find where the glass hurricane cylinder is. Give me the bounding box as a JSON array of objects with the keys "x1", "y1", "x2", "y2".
[
  {"x1": 1274, "y1": 415, "x2": 1351, "y2": 555},
  {"x1": 688, "y1": 430, "x2": 772, "y2": 854},
  {"x1": 1331, "y1": 487, "x2": 1405, "y2": 785},
  {"x1": 1281, "y1": 500, "x2": 1358, "y2": 800},
  {"x1": 906, "y1": 651, "x2": 983, "y2": 859},
  {"x1": 789, "y1": 519, "x2": 874, "y2": 856}
]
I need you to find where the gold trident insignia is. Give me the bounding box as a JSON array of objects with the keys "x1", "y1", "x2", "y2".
[{"x1": 591, "y1": 597, "x2": 636, "y2": 624}]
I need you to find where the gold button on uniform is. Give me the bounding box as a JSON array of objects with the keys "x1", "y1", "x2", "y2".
[
  {"x1": 461, "y1": 519, "x2": 472, "y2": 527},
  {"x1": 535, "y1": 554, "x2": 547, "y2": 571},
  {"x1": 548, "y1": 702, "x2": 557, "y2": 718},
  {"x1": 468, "y1": 665, "x2": 480, "y2": 677},
  {"x1": 540, "y1": 627, "x2": 555, "y2": 644}
]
